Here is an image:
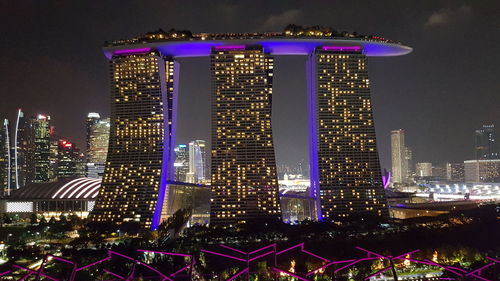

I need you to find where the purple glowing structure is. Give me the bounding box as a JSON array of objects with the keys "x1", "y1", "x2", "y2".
[{"x1": 382, "y1": 171, "x2": 392, "y2": 189}]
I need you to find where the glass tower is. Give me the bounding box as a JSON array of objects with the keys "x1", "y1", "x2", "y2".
[
  {"x1": 86, "y1": 114, "x2": 110, "y2": 179},
  {"x1": 91, "y1": 51, "x2": 178, "y2": 229},
  {"x1": 307, "y1": 46, "x2": 388, "y2": 222},
  {"x1": 33, "y1": 114, "x2": 51, "y2": 183},
  {"x1": 188, "y1": 140, "x2": 206, "y2": 183},
  {"x1": 391, "y1": 129, "x2": 408, "y2": 184},
  {"x1": 210, "y1": 46, "x2": 281, "y2": 225}
]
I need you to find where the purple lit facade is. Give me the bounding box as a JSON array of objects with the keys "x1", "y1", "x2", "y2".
[{"x1": 93, "y1": 36, "x2": 411, "y2": 229}]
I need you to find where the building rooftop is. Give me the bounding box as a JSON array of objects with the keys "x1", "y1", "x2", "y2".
[{"x1": 7, "y1": 178, "x2": 101, "y2": 200}]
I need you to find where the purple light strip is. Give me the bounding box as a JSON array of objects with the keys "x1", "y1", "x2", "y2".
[
  {"x1": 248, "y1": 251, "x2": 274, "y2": 262},
  {"x1": 272, "y1": 267, "x2": 310, "y2": 281},
  {"x1": 137, "y1": 249, "x2": 191, "y2": 257},
  {"x1": 109, "y1": 251, "x2": 170, "y2": 280},
  {"x1": 248, "y1": 243, "x2": 276, "y2": 255},
  {"x1": 276, "y1": 243, "x2": 304, "y2": 255},
  {"x1": 0, "y1": 270, "x2": 12, "y2": 277},
  {"x1": 214, "y1": 45, "x2": 246, "y2": 51},
  {"x1": 47, "y1": 254, "x2": 76, "y2": 264},
  {"x1": 76, "y1": 256, "x2": 112, "y2": 272},
  {"x1": 219, "y1": 244, "x2": 247, "y2": 255},
  {"x1": 334, "y1": 257, "x2": 378, "y2": 273},
  {"x1": 467, "y1": 275, "x2": 492, "y2": 281},
  {"x1": 169, "y1": 261, "x2": 195, "y2": 277},
  {"x1": 423, "y1": 259, "x2": 464, "y2": 276},
  {"x1": 12, "y1": 265, "x2": 59, "y2": 281},
  {"x1": 363, "y1": 266, "x2": 392, "y2": 280},
  {"x1": 322, "y1": 46, "x2": 362, "y2": 52},
  {"x1": 306, "y1": 259, "x2": 357, "y2": 277},
  {"x1": 19, "y1": 272, "x2": 35, "y2": 281},
  {"x1": 104, "y1": 269, "x2": 125, "y2": 280},
  {"x1": 393, "y1": 249, "x2": 420, "y2": 260},
  {"x1": 486, "y1": 256, "x2": 500, "y2": 263},
  {"x1": 114, "y1": 48, "x2": 152, "y2": 55},
  {"x1": 201, "y1": 250, "x2": 247, "y2": 262},
  {"x1": 306, "y1": 54, "x2": 322, "y2": 221},
  {"x1": 466, "y1": 262, "x2": 495, "y2": 276},
  {"x1": 301, "y1": 249, "x2": 330, "y2": 262},
  {"x1": 355, "y1": 246, "x2": 388, "y2": 259},
  {"x1": 226, "y1": 267, "x2": 249, "y2": 281}
]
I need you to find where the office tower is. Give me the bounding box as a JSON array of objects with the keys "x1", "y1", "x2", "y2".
[
  {"x1": 405, "y1": 146, "x2": 413, "y2": 180},
  {"x1": 13, "y1": 110, "x2": 34, "y2": 188},
  {"x1": 33, "y1": 114, "x2": 51, "y2": 183},
  {"x1": 86, "y1": 114, "x2": 110, "y2": 179},
  {"x1": 49, "y1": 127, "x2": 60, "y2": 181},
  {"x1": 446, "y1": 163, "x2": 465, "y2": 182},
  {"x1": 415, "y1": 162, "x2": 433, "y2": 177},
  {"x1": 308, "y1": 46, "x2": 388, "y2": 221},
  {"x1": 391, "y1": 129, "x2": 408, "y2": 184},
  {"x1": 91, "y1": 50, "x2": 178, "y2": 229},
  {"x1": 57, "y1": 140, "x2": 85, "y2": 178},
  {"x1": 0, "y1": 120, "x2": 10, "y2": 196},
  {"x1": 174, "y1": 144, "x2": 189, "y2": 182},
  {"x1": 210, "y1": 45, "x2": 281, "y2": 225},
  {"x1": 188, "y1": 140, "x2": 206, "y2": 183},
  {"x1": 475, "y1": 125, "x2": 498, "y2": 159}
]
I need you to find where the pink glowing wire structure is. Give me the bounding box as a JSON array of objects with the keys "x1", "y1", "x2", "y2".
[{"x1": 0, "y1": 245, "x2": 497, "y2": 280}]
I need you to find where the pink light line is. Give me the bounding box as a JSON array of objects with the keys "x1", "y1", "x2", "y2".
[
  {"x1": 424, "y1": 259, "x2": 463, "y2": 276},
  {"x1": 393, "y1": 249, "x2": 421, "y2": 259},
  {"x1": 137, "y1": 249, "x2": 191, "y2": 257},
  {"x1": 486, "y1": 256, "x2": 500, "y2": 263},
  {"x1": 272, "y1": 267, "x2": 310, "y2": 281},
  {"x1": 76, "y1": 256, "x2": 112, "y2": 271},
  {"x1": 219, "y1": 244, "x2": 247, "y2": 255},
  {"x1": 47, "y1": 254, "x2": 76, "y2": 264},
  {"x1": 226, "y1": 267, "x2": 249, "y2": 281},
  {"x1": 276, "y1": 243, "x2": 304, "y2": 255},
  {"x1": 248, "y1": 251, "x2": 274, "y2": 262},
  {"x1": 355, "y1": 246, "x2": 387, "y2": 259},
  {"x1": 363, "y1": 266, "x2": 392, "y2": 280},
  {"x1": 104, "y1": 269, "x2": 125, "y2": 280},
  {"x1": 334, "y1": 257, "x2": 378, "y2": 273},
  {"x1": 109, "y1": 250, "x2": 170, "y2": 280},
  {"x1": 201, "y1": 249, "x2": 247, "y2": 262},
  {"x1": 301, "y1": 249, "x2": 330, "y2": 262},
  {"x1": 0, "y1": 270, "x2": 11, "y2": 276},
  {"x1": 18, "y1": 272, "x2": 34, "y2": 281},
  {"x1": 12, "y1": 264, "x2": 59, "y2": 281},
  {"x1": 468, "y1": 274, "x2": 493, "y2": 281},
  {"x1": 466, "y1": 262, "x2": 495, "y2": 276},
  {"x1": 169, "y1": 261, "x2": 195, "y2": 277},
  {"x1": 306, "y1": 259, "x2": 357, "y2": 276},
  {"x1": 248, "y1": 243, "x2": 276, "y2": 255}
]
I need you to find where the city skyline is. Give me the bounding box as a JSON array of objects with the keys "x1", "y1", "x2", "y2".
[{"x1": 2, "y1": 1, "x2": 500, "y2": 171}]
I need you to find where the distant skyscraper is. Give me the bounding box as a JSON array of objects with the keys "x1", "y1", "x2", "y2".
[
  {"x1": 308, "y1": 46, "x2": 388, "y2": 221},
  {"x1": 188, "y1": 140, "x2": 206, "y2": 183},
  {"x1": 415, "y1": 162, "x2": 433, "y2": 177},
  {"x1": 210, "y1": 46, "x2": 281, "y2": 225},
  {"x1": 475, "y1": 125, "x2": 498, "y2": 159},
  {"x1": 464, "y1": 159, "x2": 500, "y2": 182},
  {"x1": 57, "y1": 140, "x2": 85, "y2": 178},
  {"x1": 0, "y1": 120, "x2": 10, "y2": 196},
  {"x1": 91, "y1": 50, "x2": 178, "y2": 229},
  {"x1": 391, "y1": 129, "x2": 408, "y2": 184},
  {"x1": 33, "y1": 114, "x2": 51, "y2": 183},
  {"x1": 174, "y1": 144, "x2": 189, "y2": 182},
  {"x1": 446, "y1": 162, "x2": 465, "y2": 182},
  {"x1": 86, "y1": 114, "x2": 110, "y2": 179},
  {"x1": 14, "y1": 109, "x2": 34, "y2": 188},
  {"x1": 405, "y1": 146, "x2": 413, "y2": 180}
]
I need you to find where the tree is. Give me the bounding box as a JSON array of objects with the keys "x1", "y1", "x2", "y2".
[{"x1": 30, "y1": 214, "x2": 38, "y2": 225}]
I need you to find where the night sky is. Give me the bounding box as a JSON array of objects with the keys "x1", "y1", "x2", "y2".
[{"x1": 1, "y1": 1, "x2": 500, "y2": 171}]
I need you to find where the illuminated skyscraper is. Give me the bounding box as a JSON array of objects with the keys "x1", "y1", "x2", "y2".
[
  {"x1": 475, "y1": 125, "x2": 498, "y2": 159},
  {"x1": 33, "y1": 114, "x2": 51, "y2": 183},
  {"x1": 210, "y1": 46, "x2": 281, "y2": 225},
  {"x1": 308, "y1": 46, "x2": 388, "y2": 222},
  {"x1": 174, "y1": 144, "x2": 189, "y2": 182},
  {"x1": 13, "y1": 110, "x2": 34, "y2": 188},
  {"x1": 86, "y1": 113, "x2": 110, "y2": 179},
  {"x1": 57, "y1": 140, "x2": 85, "y2": 178},
  {"x1": 188, "y1": 140, "x2": 206, "y2": 183},
  {"x1": 91, "y1": 50, "x2": 178, "y2": 229},
  {"x1": 391, "y1": 129, "x2": 408, "y2": 183},
  {"x1": 0, "y1": 120, "x2": 10, "y2": 196}
]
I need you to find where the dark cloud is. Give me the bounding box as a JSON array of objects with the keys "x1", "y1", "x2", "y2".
[{"x1": 424, "y1": 5, "x2": 473, "y2": 27}]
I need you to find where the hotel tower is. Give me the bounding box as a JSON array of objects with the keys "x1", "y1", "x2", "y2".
[
  {"x1": 210, "y1": 46, "x2": 281, "y2": 225},
  {"x1": 308, "y1": 46, "x2": 388, "y2": 221}
]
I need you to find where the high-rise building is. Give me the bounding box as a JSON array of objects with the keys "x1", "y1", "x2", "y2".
[
  {"x1": 0, "y1": 120, "x2": 11, "y2": 196},
  {"x1": 174, "y1": 144, "x2": 189, "y2": 182},
  {"x1": 13, "y1": 109, "x2": 34, "y2": 188},
  {"x1": 391, "y1": 129, "x2": 408, "y2": 184},
  {"x1": 57, "y1": 140, "x2": 85, "y2": 178},
  {"x1": 188, "y1": 140, "x2": 206, "y2": 184},
  {"x1": 91, "y1": 50, "x2": 178, "y2": 229},
  {"x1": 464, "y1": 159, "x2": 500, "y2": 182},
  {"x1": 33, "y1": 114, "x2": 51, "y2": 183},
  {"x1": 210, "y1": 46, "x2": 281, "y2": 225},
  {"x1": 308, "y1": 46, "x2": 388, "y2": 221},
  {"x1": 415, "y1": 162, "x2": 433, "y2": 177},
  {"x1": 446, "y1": 162, "x2": 465, "y2": 182},
  {"x1": 86, "y1": 114, "x2": 110, "y2": 179},
  {"x1": 475, "y1": 125, "x2": 498, "y2": 159},
  {"x1": 405, "y1": 146, "x2": 413, "y2": 180}
]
